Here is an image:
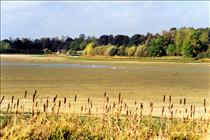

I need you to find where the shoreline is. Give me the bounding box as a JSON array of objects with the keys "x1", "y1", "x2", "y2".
[{"x1": 1, "y1": 54, "x2": 210, "y2": 65}]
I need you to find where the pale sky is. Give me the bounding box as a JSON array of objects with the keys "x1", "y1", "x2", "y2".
[{"x1": 1, "y1": 1, "x2": 209, "y2": 39}]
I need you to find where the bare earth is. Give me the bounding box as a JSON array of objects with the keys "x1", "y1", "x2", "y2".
[{"x1": 0, "y1": 54, "x2": 209, "y2": 115}]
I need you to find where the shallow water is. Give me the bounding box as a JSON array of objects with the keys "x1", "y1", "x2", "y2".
[{"x1": 1, "y1": 62, "x2": 112, "y2": 69}]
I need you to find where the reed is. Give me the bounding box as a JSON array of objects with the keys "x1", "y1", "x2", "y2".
[{"x1": 0, "y1": 91, "x2": 209, "y2": 140}]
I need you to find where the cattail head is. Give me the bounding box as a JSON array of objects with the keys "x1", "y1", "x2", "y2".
[
  {"x1": 169, "y1": 95, "x2": 171, "y2": 103},
  {"x1": 204, "y1": 98, "x2": 206, "y2": 107},
  {"x1": 126, "y1": 110, "x2": 129, "y2": 116},
  {"x1": 134, "y1": 101, "x2": 137, "y2": 105},
  {"x1": 33, "y1": 93, "x2": 36, "y2": 103},
  {"x1": 0, "y1": 96, "x2": 4, "y2": 105},
  {"x1": 11, "y1": 96, "x2": 14, "y2": 103},
  {"x1": 113, "y1": 102, "x2": 116, "y2": 108},
  {"x1": 43, "y1": 104, "x2": 46, "y2": 112},
  {"x1": 81, "y1": 106, "x2": 83, "y2": 112},
  {"x1": 162, "y1": 106, "x2": 165, "y2": 116},
  {"x1": 171, "y1": 104, "x2": 173, "y2": 109},
  {"x1": 150, "y1": 102, "x2": 153, "y2": 108},
  {"x1": 90, "y1": 102, "x2": 93, "y2": 108},
  {"x1": 118, "y1": 92, "x2": 121, "y2": 102},
  {"x1": 106, "y1": 97, "x2": 109, "y2": 103},
  {"x1": 184, "y1": 98, "x2": 186, "y2": 105},
  {"x1": 69, "y1": 102, "x2": 71, "y2": 109},
  {"x1": 46, "y1": 97, "x2": 49, "y2": 108},
  {"x1": 59, "y1": 100, "x2": 61, "y2": 108},
  {"x1": 88, "y1": 97, "x2": 90, "y2": 103},
  {"x1": 163, "y1": 94, "x2": 166, "y2": 102},
  {"x1": 104, "y1": 92, "x2": 106, "y2": 97},
  {"x1": 17, "y1": 99, "x2": 19, "y2": 107},
  {"x1": 74, "y1": 95, "x2": 77, "y2": 102},
  {"x1": 53, "y1": 95, "x2": 57, "y2": 103},
  {"x1": 140, "y1": 103, "x2": 143, "y2": 110},
  {"x1": 24, "y1": 90, "x2": 27, "y2": 98},
  {"x1": 180, "y1": 99, "x2": 182, "y2": 104},
  {"x1": 35, "y1": 101, "x2": 38, "y2": 107},
  {"x1": 6, "y1": 103, "x2": 10, "y2": 112},
  {"x1": 64, "y1": 97, "x2": 67, "y2": 104}
]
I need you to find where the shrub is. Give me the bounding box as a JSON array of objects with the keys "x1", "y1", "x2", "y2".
[
  {"x1": 92, "y1": 46, "x2": 109, "y2": 56},
  {"x1": 127, "y1": 46, "x2": 137, "y2": 56},
  {"x1": 0, "y1": 42, "x2": 11, "y2": 53},
  {"x1": 104, "y1": 46, "x2": 118, "y2": 56},
  {"x1": 43, "y1": 48, "x2": 52, "y2": 54},
  {"x1": 83, "y1": 42, "x2": 94, "y2": 56},
  {"x1": 116, "y1": 46, "x2": 126, "y2": 56},
  {"x1": 134, "y1": 45, "x2": 148, "y2": 57},
  {"x1": 166, "y1": 44, "x2": 176, "y2": 56},
  {"x1": 181, "y1": 41, "x2": 193, "y2": 58},
  {"x1": 148, "y1": 37, "x2": 164, "y2": 57}
]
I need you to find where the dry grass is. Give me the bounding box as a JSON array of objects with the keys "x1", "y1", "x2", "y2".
[{"x1": 0, "y1": 92, "x2": 209, "y2": 139}]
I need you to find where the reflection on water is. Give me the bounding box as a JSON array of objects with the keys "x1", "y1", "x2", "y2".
[{"x1": 1, "y1": 62, "x2": 111, "y2": 69}]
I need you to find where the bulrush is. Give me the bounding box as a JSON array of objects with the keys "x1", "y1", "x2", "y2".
[
  {"x1": 140, "y1": 103, "x2": 143, "y2": 110},
  {"x1": 113, "y1": 102, "x2": 116, "y2": 109},
  {"x1": 169, "y1": 95, "x2": 171, "y2": 104},
  {"x1": 35, "y1": 101, "x2": 38, "y2": 107},
  {"x1": 163, "y1": 94, "x2": 166, "y2": 102},
  {"x1": 43, "y1": 103, "x2": 46, "y2": 113},
  {"x1": 180, "y1": 98, "x2": 182, "y2": 105},
  {"x1": 53, "y1": 95, "x2": 58, "y2": 103},
  {"x1": 171, "y1": 104, "x2": 173, "y2": 110},
  {"x1": 203, "y1": 98, "x2": 206, "y2": 107},
  {"x1": 104, "y1": 92, "x2": 106, "y2": 97},
  {"x1": 16, "y1": 99, "x2": 20, "y2": 114},
  {"x1": 161, "y1": 106, "x2": 165, "y2": 117},
  {"x1": 6, "y1": 103, "x2": 10, "y2": 113},
  {"x1": 74, "y1": 95, "x2": 77, "y2": 102},
  {"x1": 24, "y1": 90, "x2": 27, "y2": 98},
  {"x1": 68, "y1": 102, "x2": 71, "y2": 109},
  {"x1": 81, "y1": 106, "x2": 84, "y2": 112},
  {"x1": 150, "y1": 102, "x2": 153, "y2": 115},
  {"x1": 106, "y1": 97, "x2": 109, "y2": 103},
  {"x1": 64, "y1": 97, "x2": 67, "y2": 104},
  {"x1": 0, "y1": 96, "x2": 4, "y2": 105},
  {"x1": 90, "y1": 102, "x2": 93, "y2": 108},
  {"x1": 58, "y1": 100, "x2": 61, "y2": 114},
  {"x1": 184, "y1": 98, "x2": 186, "y2": 105},
  {"x1": 11, "y1": 96, "x2": 14, "y2": 104},
  {"x1": 33, "y1": 90, "x2": 37, "y2": 102},
  {"x1": 88, "y1": 97, "x2": 90, "y2": 103},
  {"x1": 46, "y1": 97, "x2": 49, "y2": 109},
  {"x1": 118, "y1": 92, "x2": 121, "y2": 103}
]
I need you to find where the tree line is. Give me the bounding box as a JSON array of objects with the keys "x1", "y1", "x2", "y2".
[{"x1": 1, "y1": 27, "x2": 209, "y2": 58}]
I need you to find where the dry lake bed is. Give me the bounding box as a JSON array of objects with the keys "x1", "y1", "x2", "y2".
[{"x1": 0, "y1": 54, "x2": 209, "y2": 114}]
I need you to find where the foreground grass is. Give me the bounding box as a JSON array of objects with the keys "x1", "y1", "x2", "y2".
[
  {"x1": 0, "y1": 113, "x2": 209, "y2": 140},
  {"x1": 0, "y1": 91, "x2": 209, "y2": 140}
]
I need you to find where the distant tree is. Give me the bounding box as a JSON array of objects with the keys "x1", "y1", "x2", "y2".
[
  {"x1": 99, "y1": 35, "x2": 109, "y2": 45},
  {"x1": 116, "y1": 46, "x2": 126, "y2": 56},
  {"x1": 166, "y1": 44, "x2": 176, "y2": 56},
  {"x1": 0, "y1": 41, "x2": 11, "y2": 53},
  {"x1": 148, "y1": 36, "x2": 164, "y2": 57},
  {"x1": 130, "y1": 34, "x2": 141, "y2": 46},
  {"x1": 113, "y1": 35, "x2": 129, "y2": 47},
  {"x1": 134, "y1": 45, "x2": 148, "y2": 57}
]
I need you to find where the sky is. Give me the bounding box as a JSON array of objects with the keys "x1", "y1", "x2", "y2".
[{"x1": 1, "y1": 1, "x2": 209, "y2": 39}]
